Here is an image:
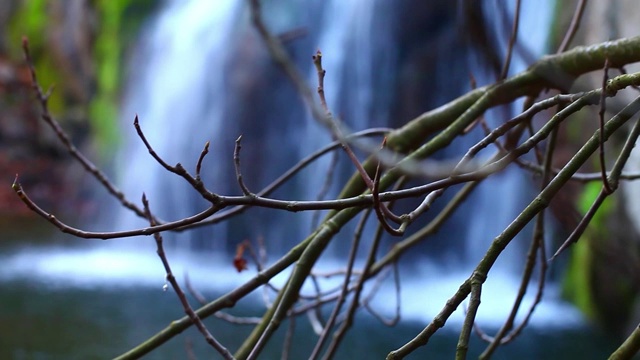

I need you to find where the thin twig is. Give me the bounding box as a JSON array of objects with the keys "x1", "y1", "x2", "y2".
[
  {"x1": 322, "y1": 220, "x2": 387, "y2": 360},
  {"x1": 550, "y1": 188, "x2": 607, "y2": 261},
  {"x1": 195, "y1": 128, "x2": 390, "y2": 228},
  {"x1": 234, "y1": 136, "x2": 253, "y2": 196},
  {"x1": 309, "y1": 208, "x2": 372, "y2": 360},
  {"x1": 185, "y1": 275, "x2": 261, "y2": 325},
  {"x1": 551, "y1": 96, "x2": 640, "y2": 260},
  {"x1": 19, "y1": 50, "x2": 388, "y2": 237},
  {"x1": 372, "y1": 159, "x2": 405, "y2": 236},
  {"x1": 307, "y1": 274, "x2": 326, "y2": 335},
  {"x1": 142, "y1": 194, "x2": 234, "y2": 360},
  {"x1": 196, "y1": 141, "x2": 210, "y2": 179},
  {"x1": 516, "y1": 160, "x2": 640, "y2": 182},
  {"x1": 282, "y1": 316, "x2": 295, "y2": 360},
  {"x1": 322, "y1": 179, "x2": 407, "y2": 359},
  {"x1": 500, "y1": 225, "x2": 548, "y2": 344},
  {"x1": 557, "y1": 0, "x2": 588, "y2": 53},
  {"x1": 526, "y1": 120, "x2": 545, "y2": 164},
  {"x1": 312, "y1": 51, "x2": 403, "y2": 229},
  {"x1": 134, "y1": 116, "x2": 220, "y2": 203},
  {"x1": 370, "y1": 181, "x2": 479, "y2": 277},
  {"x1": 454, "y1": 93, "x2": 582, "y2": 173},
  {"x1": 501, "y1": 119, "x2": 554, "y2": 343},
  {"x1": 599, "y1": 58, "x2": 613, "y2": 193},
  {"x1": 185, "y1": 337, "x2": 197, "y2": 360},
  {"x1": 248, "y1": 0, "x2": 355, "y2": 148},
  {"x1": 11, "y1": 177, "x2": 221, "y2": 239},
  {"x1": 311, "y1": 149, "x2": 339, "y2": 229},
  {"x1": 480, "y1": 109, "x2": 559, "y2": 356},
  {"x1": 313, "y1": 50, "x2": 331, "y2": 116},
  {"x1": 500, "y1": 0, "x2": 521, "y2": 80},
  {"x1": 479, "y1": 196, "x2": 549, "y2": 356},
  {"x1": 362, "y1": 262, "x2": 401, "y2": 327}
]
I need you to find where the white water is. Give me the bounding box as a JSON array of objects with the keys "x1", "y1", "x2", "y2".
[
  {"x1": 0, "y1": 244, "x2": 583, "y2": 328},
  {"x1": 114, "y1": 0, "x2": 241, "y2": 242}
]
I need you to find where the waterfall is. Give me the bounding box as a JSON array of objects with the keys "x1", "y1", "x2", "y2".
[
  {"x1": 104, "y1": 0, "x2": 582, "y2": 326},
  {"x1": 114, "y1": 0, "x2": 241, "y2": 250},
  {"x1": 113, "y1": 0, "x2": 400, "y2": 253}
]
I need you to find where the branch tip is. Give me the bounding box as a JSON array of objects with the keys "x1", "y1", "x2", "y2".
[
  {"x1": 21, "y1": 37, "x2": 30, "y2": 58},
  {"x1": 12, "y1": 174, "x2": 20, "y2": 190}
]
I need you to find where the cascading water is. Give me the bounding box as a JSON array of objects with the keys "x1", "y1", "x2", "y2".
[
  {"x1": 114, "y1": 0, "x2": 242, "y2": 250},
  {"x1": 106, "y1": 0, "x2": 585, "y2": 327}
]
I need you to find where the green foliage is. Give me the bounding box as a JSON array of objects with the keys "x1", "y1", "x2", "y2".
[
  {"x1": 562, "y1": 181, "x2": 614, "y2": 319},
  {"x1": 6, "y1": 0, "x2": 159, "y2": 156},
  {"x1": 90, "y1": 0, "x2": 160, "y2": 154},
  {"x1": 562, "y1": 234, "x2": 596, "y2": 318},
  {"x1": 91, "y1": 0, "x2": 126, "y2": 153},
  {"x1": 578, "y1": 181, "x2": 613, "y2": 220},
  {"x1": 7, "y1": 0, "x2": 65, "y2": 114},
  {"x1": 8, "y1": 0, "x2": 46, "y2": 52}
]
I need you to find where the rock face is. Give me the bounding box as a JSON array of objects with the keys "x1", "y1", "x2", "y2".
[{"x1": 0, "y1": 55, "x2": 80, "y2": 218}]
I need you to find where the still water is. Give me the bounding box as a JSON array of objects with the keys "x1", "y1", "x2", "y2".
[{"x1": 0, "y1": 234, "x2": 618, "y2": 359}]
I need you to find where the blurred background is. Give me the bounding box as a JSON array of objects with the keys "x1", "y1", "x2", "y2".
[{"x1": 1, "y1": 0, "x2": 639, "y2": 359}]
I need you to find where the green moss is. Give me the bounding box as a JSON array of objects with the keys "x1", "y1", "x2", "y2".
[
  {"x1": 8, "y1": 0, "x2": 46, "y2": 54},
  {"x1": 562, "y1": 182, "x2": 614, "y2": 319},
  {"x1": 578, "y1": 181, "x2": 613, "y2": 220},
  {"x1": 7, "y1": 0, "x2": 66, "y2": 114},
  {"x1": 91, "y1": 0, "x2": 125, "y2": 153},
  {"x1": 6, "y1": 0, "x2": 159, "y2": 157},
  {"x1": 91, "y1": 0, "x2": 160, "y2": 155},
  {"x1": 562, "y1": 236, "x2": 596, "y2": 319}
]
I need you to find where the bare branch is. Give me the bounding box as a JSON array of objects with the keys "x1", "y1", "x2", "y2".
[
  {"x1": 362, "y1": 262, "x2": 401, "y2": 327},
  {"x1": 186, "y1": 275, "x2": 262, "y2": 325},
  {"x1": 551, "y1": 99, "x2": 640, "y2": 260},
  {"x1": 310, "y1": 209, "x2": 372, "y2": 360},
  {"x1": 142, "y1": 194, "x2": 234, "y2": 360},
  {"x1": 134, "y1": 116, "x2": 220, "y2": 203},
  {"x1": 21, "y1": 37, "x2": 148, "y2": 219}
]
